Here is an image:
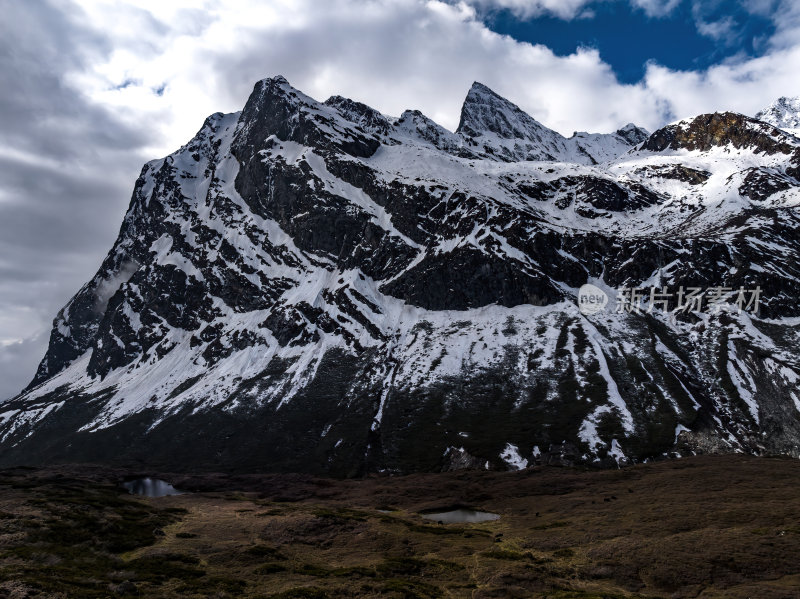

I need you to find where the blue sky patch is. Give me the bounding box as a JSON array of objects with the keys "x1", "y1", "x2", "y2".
[{"x1": 479, "y1": 1, "x2": 776, "y2": 84}]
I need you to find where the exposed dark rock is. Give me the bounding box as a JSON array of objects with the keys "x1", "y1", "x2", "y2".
[{"x1": 643, "y1": 112, "x2": 795, "y2": 154}]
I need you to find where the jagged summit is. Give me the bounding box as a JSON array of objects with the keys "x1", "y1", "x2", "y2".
[
  {"x1": 1, "y1": 76, "x2": 799, "y2": 474},
  {"x1": 457, "y1": 81, "x2": 556, "y2": 140},
  {"x1": 454, "y1": 81, "x2": 571, "y2": 161},
  {"x1": 265, "y1": 74, "x2": 289, "y2": 84},
  {"x1": 614, "y1": 123, "x2": 650, "y2": 145},
  {"x1": 323, "y1": 95, "x2": 391, "y2": 135},
  {"x1": 236, "y1": 76, "x2": 650, "y2": 165},
  {"x1": 454, "y1": 81, "x2": 651, "y2": 163},
  {"x1": 756, "y1": 96, "x2": 800, "y2": 132}
]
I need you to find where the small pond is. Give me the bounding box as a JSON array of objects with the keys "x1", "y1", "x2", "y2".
[
  {"x1": 421, "y1": 509, "x2": 500, "y2": 524},
  {"x1": 122, "y1": 478, "x2": 184, "y2": 497}
]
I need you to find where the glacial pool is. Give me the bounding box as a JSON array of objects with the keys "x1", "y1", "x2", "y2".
[
  {"x1": 421, "y1": 509, "x2": 500, "y2": 523},
  {"x1": 122, "y1": 478, "x2": 184, "y2": 497}
]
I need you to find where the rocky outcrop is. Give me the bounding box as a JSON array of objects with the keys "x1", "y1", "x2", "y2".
[{"x1": 643, "y1": 112, "x2": 795, "y2": 154}]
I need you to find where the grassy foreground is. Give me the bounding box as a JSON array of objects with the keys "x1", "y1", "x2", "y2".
[{"x1": 0, "y1": 455, "x2": 798, "y2": 598}]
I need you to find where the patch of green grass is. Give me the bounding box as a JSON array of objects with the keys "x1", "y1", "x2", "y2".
[
  {"x1": 175, "y1": 574, "x2": 247, "y2": 595},
  {"x1": 544, "y1": 592, "x2": 640, "y2": 599},
  {"x1": 376, "y1": 557, "x2": 463, "y2": 577},
  {"x1": 163, "y1": 507, "x2": 189, "y2": 514},
  {"x1": 405, "y1": 523, "x2": 469, "y2": 535}
]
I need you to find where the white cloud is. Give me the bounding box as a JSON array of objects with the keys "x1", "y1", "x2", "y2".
[
  {"x1": 643, "y1": 45, "x2": 800, "y2": 119},
  {"x1": 740, "y1": 0, "x2": 780, "y2": 16},
  {"x1": 464, "y1": 0, "x2": 602, "y2": 19},
  {"x1": 759, "y1": 0, "x2": 800, "y2": 49},
  {"x1": 629, "y1": 0, "x2": 683, "y2": 17},
  {"x1": 64, "y1": 0, "x2": 800, "y2": 140},
  {"x1": 463, "y1": 0, "x2": 685, "y2": 19},
  {"x1": 694, "y1": 14, "x2": 737, "y2": 41},
  {"x1": 67, "y1": 0, "x2": 666, "y2": 145}
]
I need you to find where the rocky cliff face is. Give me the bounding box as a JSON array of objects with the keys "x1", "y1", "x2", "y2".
[{"x1": 1, "y1": 77, "x2": 799, "y2": 474}]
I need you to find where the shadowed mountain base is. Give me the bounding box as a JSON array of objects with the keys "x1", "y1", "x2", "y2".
[{"x1": 0, "y1": 455, "x2": 798, "y2": 598}]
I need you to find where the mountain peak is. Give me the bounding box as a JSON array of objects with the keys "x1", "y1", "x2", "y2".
[
  {"x1": 250, "y1": 74, "x2": 315, "y2": 106},
  {"x1": 453, "y1": 82, "x2": 646, "y2": 163},
  {"x1": 260, "y1": 74, "x2": 290, "y2": 86},
  {"x1": 465, "y1": 80, "x2": 497, "y2": 98},
  {"x1": 456, "y1": 81, "x2": 555, "y2": 140},
  {"x1": 756, "y1": 96, "x2": 800, "y2": 131},
  {"x1": 615, "y1": 123, "x2": 650, "y2": 145}
]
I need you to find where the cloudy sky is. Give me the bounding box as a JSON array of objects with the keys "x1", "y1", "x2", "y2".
[{"x1": 2, "y1": 0, "x2": 800, "y2": 400}]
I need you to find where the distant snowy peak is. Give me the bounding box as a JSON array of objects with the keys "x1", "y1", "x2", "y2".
[
  {"x1": 393, "y1": 109, "x2": 463, "y2": 153},
  {"x1": 457, "y1": 81, "x2": 559, "y2": 142},
  {"x1": 455, "y1": 81, "x2": 569, "y2": 161},
  {"x1": 244, "y1": 77, "x2": 646, "y2": 166},
  {"x1": 567, "y1": 124, "x2": 650, "y2": 164},
  {"x1": 756, "y1": 96, "x2": 800, "y2": 132},
  {"x1": 324, "y1": 95, "x2": 392, "y2": 136},
  {"x1": 455, "y1": 81, "x2": 645, "y2": 164},
  {"x1": 614, "y1": 123, "x2": 650, "y2": 145},
  {"x1": 236, "y1": 75, "x2": 383, "y2": 160}
]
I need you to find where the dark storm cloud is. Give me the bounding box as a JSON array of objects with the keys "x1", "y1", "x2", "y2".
[
  {"x1": 0, "y1": 155, "x2": 131, "y2": 263},
  {"x1": 0, "y1": 1, "x2": 157, "y2": 399},
  {"x1": 0, "y1": 2, "x2": 149, "y2": 157},
  {"x1": 0, "y1": 332, "x2": 50, "y2": 403}
]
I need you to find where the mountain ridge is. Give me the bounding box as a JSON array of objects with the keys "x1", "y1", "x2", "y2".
[{"x1": 2, "y1": 76, "x2": 800, "y2": 474}]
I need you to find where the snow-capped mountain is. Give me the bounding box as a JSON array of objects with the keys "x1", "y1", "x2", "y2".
[
  {"x1": 454, "y1": 81, "x2": 649, "y2": 164},
  {"x1": 756, "y1": 96, "x2": 800, "y2": 135},
  {"x1": 1, "y1": 77, "x2": 799, "y2": 474}
]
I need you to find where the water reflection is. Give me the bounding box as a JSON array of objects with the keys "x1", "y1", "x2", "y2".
[
  {"x1": 122, "y1": 478, "x2": 183, "y2": 497},
  {"x1": 421, "y1": 509, "x2": 499, "y2": 523}
]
